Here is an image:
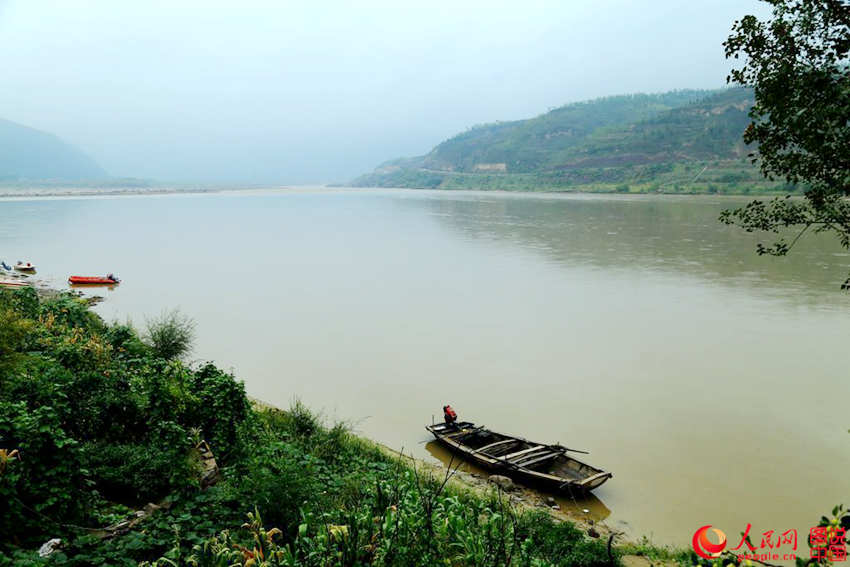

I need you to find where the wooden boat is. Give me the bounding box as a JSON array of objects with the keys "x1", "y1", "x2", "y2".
[
  {"x1": 0, "y1": 280, "x2": 30, "y2": 288},
  {"x1": 68, "y1": 275, "x2": 120, "y2": 285},
  {"x1": 14, "y1": 262, "x2": 36, "y2": 272},
  {"x1": 426, "y1": 421, "x2": 612, "y2": 494}
]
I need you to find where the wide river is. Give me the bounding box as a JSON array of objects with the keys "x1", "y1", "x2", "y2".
[{"x1": 2, "y1": 188, "x2": 848, "y2": 549}]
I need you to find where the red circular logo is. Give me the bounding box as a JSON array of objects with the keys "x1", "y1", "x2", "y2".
[{"x1": 693, "y1": 525, "x2": 727, "y2": 559}]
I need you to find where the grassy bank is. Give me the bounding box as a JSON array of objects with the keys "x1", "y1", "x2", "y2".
[
  {"x1": 0, "y1": 288, "x2": 637, "y2": 566},
  {"x1": 349, "y1": 163, "x2": 794, "y2": 195}
]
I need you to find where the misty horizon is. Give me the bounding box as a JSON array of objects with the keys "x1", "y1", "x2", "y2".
[{"x1": 0, "y1": 1, "x2": 770, "y2": 184}]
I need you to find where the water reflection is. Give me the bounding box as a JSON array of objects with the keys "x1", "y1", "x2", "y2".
[
  {"x1": 69, "y1": 283, "x2": 119, "y2": 291},
  {"x1": 425, "y1": 441, "x2": 611, "y2": 523},
  {"x1": 395, "y1": 193, "x2": 850, "y2": 306}
]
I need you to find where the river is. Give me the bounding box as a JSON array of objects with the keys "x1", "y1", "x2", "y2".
[{"x1": 2, "y1": 188, "x2": 847, "y2": 549}]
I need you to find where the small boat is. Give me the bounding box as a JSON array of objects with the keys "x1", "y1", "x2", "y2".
[
  {"x1": 0, "y1": 280, "x2": 30, "y2": 288},
  {"x1": 1, "y1": 261, "x2": 12, "y2": 271},
  {"x1": 426, "y1": 420, "x2": 612, "y2": 494},
  {"x1": 68, "y1": 274, "x2": 120, "y2": 285},
  {"x1": 14, "y1": 261, "x2": 36, "y2": 272}
]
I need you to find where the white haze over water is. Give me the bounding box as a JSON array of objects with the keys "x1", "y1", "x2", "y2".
[{"x1": 0, "y1": 0, "x2": 771, "y2": 184}]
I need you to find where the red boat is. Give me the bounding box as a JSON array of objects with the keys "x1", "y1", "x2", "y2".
[{"x1": 68, "y1": 274, "x2": 120, "y2": 285}]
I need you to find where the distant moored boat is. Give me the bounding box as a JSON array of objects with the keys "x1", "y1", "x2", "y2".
[
  {"x1": 14, "y1": 261, "x2": 36, "y2": 272},
  {"x1": 68, "y1": 274, "x2": 120, "y2": 285}
]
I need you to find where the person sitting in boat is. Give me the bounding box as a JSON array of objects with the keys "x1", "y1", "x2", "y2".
[{"x1": 443, "y1": 405, "x2": 457, "y2": 425}]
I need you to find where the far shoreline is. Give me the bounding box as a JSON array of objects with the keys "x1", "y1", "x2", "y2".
[{"x1": 0, "y1": 183, "x2": 793, "y2": 201}]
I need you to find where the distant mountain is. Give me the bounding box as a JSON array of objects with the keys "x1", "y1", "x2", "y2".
[
  {"x1": 0, "y1": 118, "x2": 106, "y2": 181},
  {"x1": 352, "y1": 88, "x2": 783, "y2": 194}
]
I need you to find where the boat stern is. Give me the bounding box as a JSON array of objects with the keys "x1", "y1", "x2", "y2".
[{"x1": 577, "y1": 471, "x2": 613, "y2": 492}]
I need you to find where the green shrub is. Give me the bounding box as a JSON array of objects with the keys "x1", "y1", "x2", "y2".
[
  {"x1": 40, "y1": 294, "x2": 103, "y2": 333},
  {"x1": 81, "y1": 421, "x2": 193, "y2": 503},
  {"x1": 280, "y1": 398, "x2": 321, "y2": 439},
  {"x1": 144, "y1": 309, "x2": 195, "y2": 360},
  {"x1": 60, "y1": 369, "x2": 145, "y2": 443},
  {"x1": 0, "y1": 402, "x2": 86, "y2": 547},
  {"x1": 105, "y1": 322, "x2": 149, "y2": 358},
  {"x1": 2, "y1": 286, "x2": 39, "y2": 318},
  {"x1": 0, "y1": 303, "x2": 32, "y2": 372},
  {"x1": 224, "y1": 440, "x2": 319, "y2": 532},
  {"x1": 186, "y1": 364, "x2": 250, "y2": 460},
  {"x1": 517, "y1": 510, "x2": 614, "y2": 567}
]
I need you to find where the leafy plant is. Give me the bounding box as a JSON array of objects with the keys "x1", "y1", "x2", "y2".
[{"x1": 145, "y1": 309, "x2": 196, "y2": 360}]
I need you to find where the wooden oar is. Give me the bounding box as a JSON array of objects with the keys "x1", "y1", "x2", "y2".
[{"x1": 552, "y1": 443, "x2": 589, "y2": 455}]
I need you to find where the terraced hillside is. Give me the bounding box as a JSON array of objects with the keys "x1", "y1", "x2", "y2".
[{"x1": 352, "y1": 88, "x2": 787, "y2": 194}]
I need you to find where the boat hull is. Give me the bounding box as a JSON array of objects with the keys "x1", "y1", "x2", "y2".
[
  {"x1": 426, "y1": 422, "x2": 612, "y2": 495},
  {"x1": 68, "y1": 276, "x2": 119, "y2": 285}
]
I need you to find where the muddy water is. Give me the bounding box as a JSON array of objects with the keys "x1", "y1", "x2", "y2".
[{"x1": 2, "y1": 189, "x2": 848, "y2": 548}]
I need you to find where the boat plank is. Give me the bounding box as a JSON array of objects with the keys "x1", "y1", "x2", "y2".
[
  {"x1": 578, "y1": 471, "x2": 612, "y2": 487},
  {"x1": 515, "y1": 451, "x2": 560, "y2": 468},
  {"x1": 445, "y1": 429, "x2": 472, "y2": 439},
  {"x1": 472, "y1": 439, "x2": 515, "y2": 455},
  {"x1": 502, "y1": 445, "x2": 545, "y2": 461}
]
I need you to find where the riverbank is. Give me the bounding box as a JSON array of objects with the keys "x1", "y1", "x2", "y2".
[
  {"x1": 0, "y1": 182, "x2": 795, "y2": 201},
  {"x1": 0, "y1": 184, "x2": 256, "y2": 199},
  {"x1": 249, "y1": 396, "x2": 612, "y2": 535},
  {"x1": 0, "y1": 286, "x2": 687, "y2": 566},
  {"x1": 346, "y1": 165, "x2": 794, "y2": 196}
]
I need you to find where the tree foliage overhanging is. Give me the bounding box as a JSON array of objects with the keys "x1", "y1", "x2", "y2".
[{"x1": 721, "y1": 0, "x2": 850, "y2": 285}]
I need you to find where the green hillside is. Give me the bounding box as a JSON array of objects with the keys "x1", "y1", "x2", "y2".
[
  {"x1": 0, "y1": 118, "x2": 106, "y2": 181},
  {"x1": 352, "y1": 88, "x2": 788, "y2": 194}
]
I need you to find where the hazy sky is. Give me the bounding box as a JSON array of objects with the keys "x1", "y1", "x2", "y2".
[{"x1": 0, "y1": 1, "x2": 771, "y2": 184}]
